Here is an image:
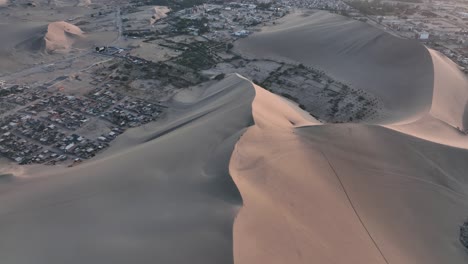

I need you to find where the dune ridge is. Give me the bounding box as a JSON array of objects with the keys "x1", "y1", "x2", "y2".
[
  {"x1": 0, "y1": 75, "x2": 254, "y2": 264},
  {"x1": 230, "y1": 75, "x2": 468, "y2": 264},
  {"x1": 230, "y1": 14, "x2": 468, "y2": 263},
  {"x1": 386, "y1": 49, "x2": 468, "y2": 148},
  {"x1": 235, "y1": 11, "x2": 435, "y2": 123}
]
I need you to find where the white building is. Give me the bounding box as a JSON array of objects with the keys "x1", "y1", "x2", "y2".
[{"x1": 418, "y1": 32, "x2": 430, "y2": 40}]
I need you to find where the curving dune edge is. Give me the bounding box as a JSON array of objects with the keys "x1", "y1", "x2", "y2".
[{"x1": 231, "y1": 70, "x2": 468, "y2": 264}]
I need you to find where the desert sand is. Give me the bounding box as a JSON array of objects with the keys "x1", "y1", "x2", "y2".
[
  {"x1": 235, "y1": 11, "x2": 434, "y2": 123},
  {"x1": 150, "y1": 6, "x2": 170, "y2": 25},
  {"x1": 43, "y1": 21, "x2": 85, "y2": 53},
  {"x1": 0, "y1": 75, "x2": 253, "y2": 264},
  {"x1": 230, "y1": 12, "x2": 468, "y2": 264},
  {"x1": 231, "y1": 80, "x2": 468, "y2": 264},
  {"x1": 1, "y1": 69, "x2": 467, "y2": 264},
  {"x1": 0, "y1": 8, "x2": 467, "y2": 264}
]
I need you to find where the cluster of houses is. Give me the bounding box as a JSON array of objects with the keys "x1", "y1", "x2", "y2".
[
  {"x1": 461, "y1": 221, "x2": 468, "y2": 249},
  {"x1": 171, "y1": 2, "x2": 288, "y2": 40},
  {"x1": 0, "y1": 83, "x2": 165, "y2": 165}
]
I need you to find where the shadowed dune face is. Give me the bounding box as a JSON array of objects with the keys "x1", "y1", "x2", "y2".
[
  {"x1": 0, "y1": 75, "x2": 253, "y2": 264},
  {"x1": 235, "y1": 11, "x2": 435, "y2": 122}
]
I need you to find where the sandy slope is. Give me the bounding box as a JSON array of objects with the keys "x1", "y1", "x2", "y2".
[
  {"x1": 43, "y1": 21, "x2": 84, "y2": 53},
  {"x1": 230, "y1": 82, "x2": 468, "y2": 264},
  {"x1": 150, "y1": 6, "x2": 170, "y2": 25},
  {"x1": 235, "y1": 11, "x2": 434, "y2": 122},
  {"x1": 0, "y1": 75, "x2": 253, "y2": 264},
  {"x1": 387, "y1": 49, "x2": 468, "y2": 148},
  {"x1": 230, "y1": 12, "x2": 468, "y2": 264}
]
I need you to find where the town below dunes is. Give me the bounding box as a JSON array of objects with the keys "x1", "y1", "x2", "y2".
[{"x1": 0, "y1": 2, "x2": 468, "y2": 264}]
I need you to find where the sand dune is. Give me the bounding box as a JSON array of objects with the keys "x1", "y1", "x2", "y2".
[
  {"x1": 43, "y1": 21, "x2": 84, "y2": 53},
  {"x1": 387, "y1": 49, "x2": 468, "y2": 148},
  {"x1": 76, "y1": 0, "x2": 91, "y2": 6},
  {"x1": 150, "y1": 6, "x2": 170, "y2": 25},
  {"x1": 1, "y1": 72, "x2": 466, "y2": 264},
  {"x1": 0, "y1": 75, "x2": 253, "y2": 264},
  {"x1": 230, "y1": 13, "x2": 468, "y2": 264},
  {"x1": 14, "y1": 21, "x2": 86, "y2": 54},
  {"x1": 235, "y1": 11, "x2": 434, "y2": 123},
  {"x1": 230, "y1": 80, "x2": 468, "y2": 264}
]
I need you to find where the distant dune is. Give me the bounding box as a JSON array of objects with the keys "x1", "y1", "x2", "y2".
[
  {"x1": 12, "y1": 21, "x2": 85, "y2": 54},
  {"x1": 150, "y1": 6, "x2": 170, "y2": 25},
  {"x1": 235, "y1": 11, "x2": 434, "y2": 123},
  {"x1": 43, "y1": 21, "x2": 85, "y2": 53},
  {"x1": 76, "y1": 0, "x2": 91, "y2": 6}
]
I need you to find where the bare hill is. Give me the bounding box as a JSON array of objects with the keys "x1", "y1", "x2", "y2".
[
  {"x1": 13, "y1": 21, "x2": 85, "y2": 53},
  {"x1": 43, "y1": 21, "x2": 85, "y2": 53}
]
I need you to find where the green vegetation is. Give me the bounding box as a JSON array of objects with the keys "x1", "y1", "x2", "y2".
[
  {"x1": 173, "y1": 17, "x2": 210, "y2": 34},
  {"x1": 214, "y1": 73, "x2": 225, "y2": 80},
  {"x1": 173, "y1": 41, "x2": 223, "y2": 70}
]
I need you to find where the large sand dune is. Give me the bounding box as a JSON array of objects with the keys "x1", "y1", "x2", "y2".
[
  {"x1": 231, "y1": 82, "x2": 468, "y2": 264},
  {"x1": 230, "y1": 14, "x2": 468, "y2": 263},
  {"x1": 1, "y1": 72, "x2": 467, "y2": 263},
  {"x1": 235, "y1": 11, "x2": 435, "y2": 122},
  {"x1": 0, "y1": 75, "x2": 253, "y2": 264},
  {"x1": 11, "y1": 21, "x2": 85, "y2": 54}
]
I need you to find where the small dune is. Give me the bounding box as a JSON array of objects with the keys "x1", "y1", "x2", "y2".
[
  {"x1": 150, "y1": 6, "x2": 170, "y2": 25},
  {"x1": 43, "y1": 21, "x2": 85, "y2": 53}
]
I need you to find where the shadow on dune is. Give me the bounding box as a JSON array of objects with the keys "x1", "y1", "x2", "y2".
[
  {"x1": 0, "y1": 74, "x2": 253, "y2": 264},
  {"x1": 462, "y1": 103, "x2": 468, "y2": 131},
  {"x1": 235, "y1": 10, "x2": 435, "y2": 123}
]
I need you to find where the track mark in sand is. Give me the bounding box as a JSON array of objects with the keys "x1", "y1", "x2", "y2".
[{"x1": 319, "y1": 149, "x2": 390, "y2": 264}]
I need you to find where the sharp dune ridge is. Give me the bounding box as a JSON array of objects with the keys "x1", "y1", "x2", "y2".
[
  {"x1": 231, "y1": 80, "x2": 468, "y2": 264},
  {"x1": 0, "y1": 74, "x2": 254, "y2": 264},
  {"x1": 1, "y1": 69, "x2": 467, "y2": 263}
]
